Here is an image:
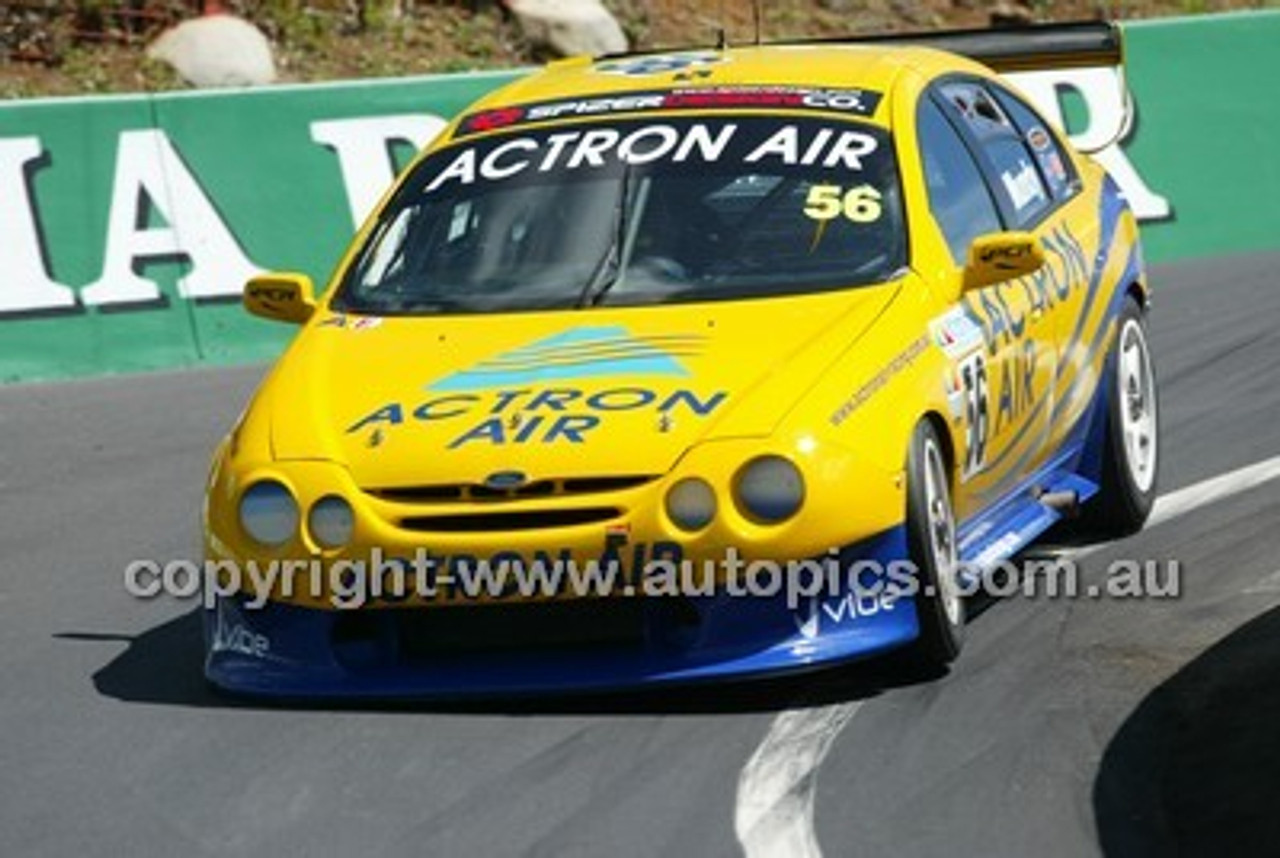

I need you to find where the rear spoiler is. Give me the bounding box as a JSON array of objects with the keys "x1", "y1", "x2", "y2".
[
  {"x1": 785, "y1": 21, "x2": 1129, "y2": 153},
  {"x1": 779, "y1": 21, "x2": 1124, "y2": 73}
]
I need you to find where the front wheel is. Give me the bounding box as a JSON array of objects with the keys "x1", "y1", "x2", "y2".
[
  {"x1": 905, "y1": 420, "x2": 965, "y2": 667},
  {"x1": 1081, "y1": 297, "x2": 1159, "y2": 537}
]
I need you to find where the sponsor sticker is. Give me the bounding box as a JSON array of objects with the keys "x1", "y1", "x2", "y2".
[
  {"x1": 428, "y1": 117, "x2": 883, "y2": 195},
  {"x1": 346, "y1": 326, "x2": 729, "y2": 449},
  {"x1": 931, "y1": 307, "x2": 985, "y2": 358},
  {"x1": 317, "y1": 313, "x2": 382, "y2": 331},
  {"x1": 595, "y1": 52, "x2": 725, "y2": 77},
  {"x1": 1027, "y1": 126, "x2": 1051, "y2": 152},
  {"x1": 456, "y1": 85, "x2": 883, "y2": 135},
  {"x1": 829, "y1": 335, "x2": 928, "y2": 427}
]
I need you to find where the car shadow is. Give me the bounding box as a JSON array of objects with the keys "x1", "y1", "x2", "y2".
[
  {"x1": 1093, "y1": 605, "x2": 1280, "y2": 857},
  {"x1": 55, "y1": 610, "x2": 229, "y2": 709},
  {"x1": 57, "y1": 607, "x2": 945, "y2": 716}
]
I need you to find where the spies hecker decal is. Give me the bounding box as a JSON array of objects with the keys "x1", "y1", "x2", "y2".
[
  {"x1": 347, "y1": 326, "x2": 730, "y2": 449},
  {"x1": 458, "y1": 85, "x2": 883, "y2": 135}
]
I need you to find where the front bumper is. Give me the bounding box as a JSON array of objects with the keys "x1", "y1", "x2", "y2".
[{"x1": 204, "y1": 526, "x2": 921, "y2": 699}]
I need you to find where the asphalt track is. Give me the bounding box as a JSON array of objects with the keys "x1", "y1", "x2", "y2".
[{"x1": 2, "y1": 251, "x2": 1279, "y2": 857}]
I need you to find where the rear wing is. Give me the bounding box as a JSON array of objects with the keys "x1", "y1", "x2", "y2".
[{"x1": 780, "y1": 21, "x2": 1124, "y2": 73}]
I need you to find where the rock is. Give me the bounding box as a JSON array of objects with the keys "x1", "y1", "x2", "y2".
[
  {"x1": 147, "y1": 14, "x2": 276, "y2": 88},
  {"x1": 505, "y1": 0, "x2": 628, "y2": 58},
  {"x1": 989, "y1": 1, "x2": 1035, "y2": 27}
]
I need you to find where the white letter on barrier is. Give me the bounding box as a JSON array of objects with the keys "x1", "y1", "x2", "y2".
[
  {"x1": 310, "y1": 115, "x2": 447, "y2": 230},
  {"x1": 1007, "y1": 68, "x2": 1171, "y2": 221},
  {"x1": 0, "y1": 137, "x2": 77, "y2": 313},
  {"x1": 81, "y1": 129, "x2": 261, "y2": 306}
]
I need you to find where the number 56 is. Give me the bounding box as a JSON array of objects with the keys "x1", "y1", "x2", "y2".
[{"x1": 803, "y1": 184, "x2": 883, "y2": 223}]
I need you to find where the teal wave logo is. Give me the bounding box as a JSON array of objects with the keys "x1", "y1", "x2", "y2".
[{"x1": 427, "y1": 326, "x2": 705, "y2": 392}]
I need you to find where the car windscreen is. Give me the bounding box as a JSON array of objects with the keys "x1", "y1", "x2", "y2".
[{"x1": 332, "y1": 115, "x2": 905, "y2": 315}]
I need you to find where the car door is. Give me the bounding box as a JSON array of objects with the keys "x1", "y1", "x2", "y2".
[
  {"x1": 917, "y1": 81, "x2": 1060, "y2": 513},
  {"x1": 984, "y1": 80, "x2": 1097, "y2": 456}
]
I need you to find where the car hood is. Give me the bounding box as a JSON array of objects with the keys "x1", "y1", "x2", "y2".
[{"x1": 267, "y1": 284, "x2": 900, "y2": 487}]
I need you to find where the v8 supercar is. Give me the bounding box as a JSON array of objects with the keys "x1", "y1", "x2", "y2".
[{"x1": 205, "y1": 23, "x2": 1158, "y2": 697}]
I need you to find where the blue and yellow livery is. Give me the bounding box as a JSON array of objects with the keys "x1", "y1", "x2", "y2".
[{"x1": 206, "y1": 22, "x2": 1158, "y2": 698}]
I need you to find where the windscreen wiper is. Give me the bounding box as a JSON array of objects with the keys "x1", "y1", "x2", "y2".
[{"x1": 578, "y1": 167, "x2": 640, "y2": 308}]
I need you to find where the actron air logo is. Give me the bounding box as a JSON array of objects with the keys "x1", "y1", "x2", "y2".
[
  {"x1": 346, "y1": 326, "x2": 727, "y2": 448},
  {"x1": 428, "y1": 326, "x2": 705, "y2": 392}
]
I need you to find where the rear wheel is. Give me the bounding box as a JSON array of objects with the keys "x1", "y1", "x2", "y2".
[
  {"x1": 905, "y1": 420, "x2": 965, "y2": 666},
  {"x1": 1081, "y1": 297, "x2": 1159, "y2": 537}
]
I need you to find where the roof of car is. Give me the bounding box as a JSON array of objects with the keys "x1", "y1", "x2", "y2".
[{"x1": 463, "y1": 43, "x2": 987, "y2": 124}]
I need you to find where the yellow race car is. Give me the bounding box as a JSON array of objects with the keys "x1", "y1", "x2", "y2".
[{"x1": 204, "y1": 23, "x2": 1157, "y2": 697}]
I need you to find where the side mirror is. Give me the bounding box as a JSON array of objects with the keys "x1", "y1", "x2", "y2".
[
  {"x1": 244, "y1": 272, "x2": 317, "y2": 324},
  {"x1": 963, "y1": 232, "x2": 1045, "y2": 292}
]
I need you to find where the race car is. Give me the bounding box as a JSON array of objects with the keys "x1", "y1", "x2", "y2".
[{"x1": 204, "y1": 22, "x2": 1158, "y2": 697}]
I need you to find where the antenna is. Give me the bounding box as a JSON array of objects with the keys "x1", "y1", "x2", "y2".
[{"x1": 752, "y1": 0, "x2": 763, "y2": 45}]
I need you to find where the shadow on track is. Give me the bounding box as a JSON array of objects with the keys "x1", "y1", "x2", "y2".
[
  {"x1": 1094, "y1": 605, "x2": 1280, "y2": 857},
  {"x1": 55, "y1": 611, "x2": 227, "y2": 708},
  {"x1": 57, "y1": 608, "x2": 946, "y2": 716}
]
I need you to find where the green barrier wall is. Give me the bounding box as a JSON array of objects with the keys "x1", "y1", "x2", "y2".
[
  {"x1": 0, "y1": 72, "x2": 519, "y2": 382},
  {"x1": 1, "y1": 12, "x2": 1277, "y2": 383},
  {"x1": 1124, "y1": 13, "x2": 1280, "y2": 262}
]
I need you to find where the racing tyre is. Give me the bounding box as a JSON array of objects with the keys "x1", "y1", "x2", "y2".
[
  {"x1": 1081, "y1": 297, "x2": 1159, "y2": 538},
  {"x1": 905, "y1": 420, "x2": 965, "y2": 667}
]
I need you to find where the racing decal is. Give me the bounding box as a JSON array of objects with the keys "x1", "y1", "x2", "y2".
[
  {"x1": 1000, "y1": 159, "x2": 1048, "y2": 212},
  {"x1": 456, "y1": 85, "x2": 883, "y2": 135},
  {"x1": 802, "y1": 184, "x2": 883, "y2": 224},
  {"x1": 423, "y1": 116, "x2": 883, "y2": 194},
  {"x1": 318, "y1": 313, "x2": 382, "y2": 331},
  {"x1": 347, "y1": 387, "x2": 727, "y2": 449},
  {"x1": 829, "y1": 335, "x2": 928, "y2": 427},
  {"x1": 963, "y1": 223, "x2": 1089, "y2": 358},
  {"x1": 947, "y1": 223, "x2": 1093, "y2": 484},
  {"x1": 463, "y1": 106, "x2": 527, "y2": 132},
  {"x1": 793, "y1": 588, "x2": 902, "y2": 639},
  {"x1": 958, "y1": 351, "x2": 989, "y2": 478},
  {"x1": 966, "y1": 181, "x2": 1132, "y2": 502},
  {"x1": 942, "y1": 369, "x2": 965, "y2": 421},
  {"x1": 931, "y1": 306, "x2": 985, "y2": 359},
  {"x1": 1054, "y1": 175, "x2": 1128, "y2": 392},
  {"x1": 429, "y1": 326, "x2": 700, "y2": 390},
  {"x1": 1026, "y1": 126, "x2": 1051, "y2": 152},
  {"x1": 348, "y1": 326, "x2": 728, "y2": 448},
  {"x1": 595, "y1": 52, "x2": 725, "y2": 77},
  {"x1": 994, "y1": 339, "x2": 1038, "y2": 434},
  {"x1": 792, "y1": 558, "x2": 916, "y2": 639},
  {"x1": 209, "y1": 611, "x2": 271, "y2": 658},
  {"x1": 943, "y1": 338, "x2": 1042, "y2": 459}
]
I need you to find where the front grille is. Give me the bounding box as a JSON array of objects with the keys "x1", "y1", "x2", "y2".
[
  {"x1": 400, "y1": 507, "x2": 621, "y2": 533},
  {"x1": 397, "y1": 599, "x2": 646, "y2": 657},
  {"x1": 366, "y1": 474, "x2": 656, "y2": 505},
  {"x1": 329, "y1": 597, "x2": 705, "y2": 671}
]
